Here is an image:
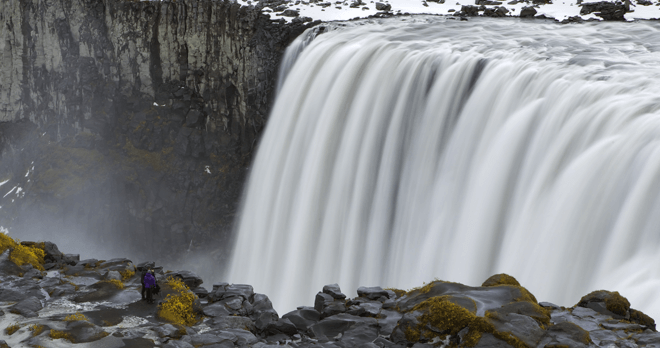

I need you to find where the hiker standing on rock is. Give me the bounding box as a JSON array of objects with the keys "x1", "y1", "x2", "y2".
[
  {"x1": 144, "y1": 269, "x2": 157, "y2": 304},
  {"x1": 141, "y1": 268, "x2": 148, "y2": 301}
]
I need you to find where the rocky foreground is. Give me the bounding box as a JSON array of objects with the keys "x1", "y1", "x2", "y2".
[{"x1": 0, "y1": 239, "x2": 658, "y2": 347}]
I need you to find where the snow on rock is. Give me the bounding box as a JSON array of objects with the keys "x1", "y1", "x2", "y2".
[{"x1": 229, "y1": 0, "x2": 660, "y2": 23}]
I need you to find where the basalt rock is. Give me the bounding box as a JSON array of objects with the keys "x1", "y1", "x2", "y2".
[
  {"x1": 0, "y1": 0, "x2": 316, "y2": 274},
  {"x1": 1, "y1": 239, "x2": 660, "y2": 348}
]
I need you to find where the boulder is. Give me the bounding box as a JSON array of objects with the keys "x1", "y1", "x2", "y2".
[
  {"x1": 103, "y1": 270, "x2": 122, "y2": 281},
  {"x1": 63, "y1": 254, "x2": 80, "y2": 265},
  {"x1": 9, "y1": 296, "x2": 43, "y2": 317},
  {"x1": 66, "y1": 320, "x2": 108, "y2": 343},
  {"x1": 323, "y1": 283, "x2": 346, "y2": 300},
  {"x1": 0, "y1": 250, "x2": 23, "y2": 276},
  {"x1": 357, "y1": 286, "x2": 390, "y2": 301},
  {"x1": 137, "y1": 261, "x2": 155, "y2": 271},
  {"x1": 264, "y1": 318, "x2": 299, "y2": 336},
  {"x1": 579, "y1": 1, "x2": 627, "y2": 20},
  {"x1": 209, "y1": 284, "x2": 254, "y2": 303},
  {"x1": 282, "y1": 306, "x2": 320, "y2": 332},
  {"x1": 576, "y1": 290, "x2": 630, "y2": 319},
  {"x1": 153, "y1": 324, "x2": 186, "y2": 339},
  {"x1": 519, "y1": 6, "x2": 537, "y2": 17},
  {"x1": 375, "y1": 2, "x2": 392, "y2": 10},
  {"x1": 171, "y1": 270, "x2": 204, "y2": 289}
]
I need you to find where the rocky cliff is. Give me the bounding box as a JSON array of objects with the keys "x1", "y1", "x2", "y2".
[
  {"x1": 0, "y1": 0, "x2": 314, "y2": 272},
  {"x1": 0, "y1": 238, "x2": 659, "y2": 347}
]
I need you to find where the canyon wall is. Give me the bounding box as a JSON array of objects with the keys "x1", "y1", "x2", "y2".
[{"x1": 0, "y1": 0, "x2": 313, "y2": 272}]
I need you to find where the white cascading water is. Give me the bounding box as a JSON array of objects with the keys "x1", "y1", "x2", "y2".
[{"x1": 228, "y1": 17, "x2": 660, "y2": 318}]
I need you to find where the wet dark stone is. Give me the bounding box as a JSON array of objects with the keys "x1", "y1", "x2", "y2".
[
  {"x1": 9, "y1": 296, "x2": 42, "y2": 317},
  {"x1": 323, "y1": 283, "x2": 346, "y2": 300}
]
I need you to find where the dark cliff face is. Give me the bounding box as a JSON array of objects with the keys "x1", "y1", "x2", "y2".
[{"x1": 0, "y1": 0, "x2": 313, "y2": 276}]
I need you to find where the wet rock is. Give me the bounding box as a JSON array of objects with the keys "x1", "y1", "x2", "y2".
[
  {"x1": 309, "y1": 313, "x2": 367, "y2": 340},
  {"x1": 474, "y1": 333, "x2": 513, "y2": 347},
  {"x1": 282, "y1": 306, "x2": 321, "y2": 331},
  {"x1": 265, "y1": 318, "x2": 299, "y2": 336},
  {"x1": 519, "y1": 6, "x2": 537, "y2": 17},
  {"x1": 210, "y1": 315, "x2": 257, "y2": 332},
  {"x1": 172, "y1": 270, "x2": 204, "y2": 289},
  {"x1": 486, "y1": 312, "x2": 545, "y2": 347},
  {"x1": 153, "y1": 324, "x2": 186, "y2": 339},
  {"x1": 256, "y1": 310, "x2": 280, "y2": 331},
  {"x1": 579, "y1": 1, "x2": 627, "y2": 20},
  {"x1": 73, "y1": 281, "x2": 122, "y2": 302},
  {"x1": 629, "y1": 308, "x2": 656, "y2": 330},
  {"x1": 459, "y1": 5, "x2": 481, "y2": 15},
  {"x1": 576, "y1": 290, "x2": 630, "y2": 319},
  {"x1": 323, "y1": 283, "x2": 347, "y2": 300},
  {"x1": 0, "y1": 250, "x2": 23, "y2": 276},
  {"x1": 282, "y1": 9, "x2": 300, "y2": 16},
  {"x1": 375, "y1": 2, "x2": 392, "y2": 10},
  {"x1": 357, "y1": 286, "x2": 390, "y2": 301},
  {"x1": 9, "y1": 296, "x2": 42, "y2": 317},
  {"x1": 66, "y1": 320, "x2": 108, "y2": 343},
  {"x1": 137, "y1": 261, "x2": 156, "y2": 271},
  {"x1": 63, "y1": 254, "x2": 80, "y2": 266},
  {"x1": 163, "y1": 340, "x2": 195, "y2": 348},
  {"x1": 103, "y1": 270, "x2": 122, "y2": 281},
  {"x1": 193, "y1": 286, "x2": 209, "y2": 299},
  {"x1": 209, "y1": 284, "x2": 254, "y2": 303},
  {"x1": 539, "y1": 321, "x2": 592, "y2": 347}
]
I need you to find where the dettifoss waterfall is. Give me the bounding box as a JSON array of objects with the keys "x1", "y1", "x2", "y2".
[{"x1": 228, "y1": 17, "x2": 660, "y2": 318}]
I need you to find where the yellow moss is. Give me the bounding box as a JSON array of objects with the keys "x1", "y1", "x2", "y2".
[
  {"x1": 158, "y1": 276, "x2": 199, "y2": 326},
  {"x1": 5, "y1": 323, "x2": 20, "y2": 335},
  {"x1": 64, "y1": 312, "x2": 88, "y2": 321},
  {"x1": 0, "y1": 233, "x2": 45, "y2": 271},
  {"x1": 405, "y1": 295, "x2": 534, "y2": 348},
  {"x1": 120, "y1": 269, "x2": 135, "y2": 280},
  {"x1": 29, "y1": 324, "x2": 44, "y2": 337},
  {"x1": 386, "y1": 288, "x2": 407, "y2": 298},
  {"x1": 49, "y1": 329, "x2": 73, "y2": 342},
  {"x1": 101, "y1": 279, "x2": 125, "y2": 289}
]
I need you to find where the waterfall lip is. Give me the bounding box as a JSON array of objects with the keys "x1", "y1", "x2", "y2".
[
  {"x1": 230, "y1": 16, "x2": 660, "y2": 319},
  {"x1": 228, "y1": 0, "x2": 660, "y2": 23}
]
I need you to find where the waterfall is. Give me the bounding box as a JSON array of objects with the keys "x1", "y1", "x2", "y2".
[{"x1": 229, "y1": 17, "x2": 660, "y2": 318}]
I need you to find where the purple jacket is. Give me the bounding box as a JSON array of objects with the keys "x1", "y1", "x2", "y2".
[{"x1": 144, "y1": 273, "x2": 156, "y2": 288}]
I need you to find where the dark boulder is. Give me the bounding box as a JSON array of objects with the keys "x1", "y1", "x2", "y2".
[
  {"x1": 576, "y1": 290, "x2": 630, "y2": 319},
  {"x1": 357, "y1": 286, "x2": 390, "y2": 301},
  {"x1": 171, "y1": 270, "x2": 204, "y2": 289},
  {"x1": 579, "y1": 1, "x2": 627, "y2": 20},
  {"x1": 323, "y1": 283, "x2": 346, "y2": 300},
  {"x1": 519, "y1": 6, "x2": 537, "y2": 17},
  {"x1": 283, "y1": 306, "x2": 321, "y2": 331},
  {"x1": 9, "y1": 296, "x2": 43, "y2": 317},
  {"x1": 375, "y1": 2, "x2": 392, "y2": 10}
]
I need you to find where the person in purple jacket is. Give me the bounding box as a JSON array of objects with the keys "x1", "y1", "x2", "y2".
[{"x1": 144, "y1": 269, "x2": 157, "y2": 304}]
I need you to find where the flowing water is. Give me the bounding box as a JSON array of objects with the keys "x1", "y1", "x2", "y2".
[{"x1": 228, "y1": 17, "x2": 660, "y2": 318}]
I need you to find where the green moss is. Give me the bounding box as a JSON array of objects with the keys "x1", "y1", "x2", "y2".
[
  {"x1": 629, "y1": 308, "x2": 656, "y2": 330},
  {"x1": 122, "y1": 139, "x2": 174, "y2": 172},
  {"x1": 33, "y1": 142, "x2": 110, "y2": 198},
  {"x1": 604, "y1": 292, "x2": 630, "y2": 317},
  {"x1": 482, "y1": 274, "x2": 521, "y2": 287},
  {"x1": 405, "y1": 295, "x2": 535, "y2": 347}
]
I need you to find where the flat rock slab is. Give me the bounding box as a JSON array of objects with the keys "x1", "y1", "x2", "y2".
[{"x1": 73, "y1": 282, "x2": 123, "y2": 302}]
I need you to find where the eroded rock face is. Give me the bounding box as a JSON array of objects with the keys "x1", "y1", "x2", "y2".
[{"x1": 0, "y1": 0, "x2": 315, "y2": 270}]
